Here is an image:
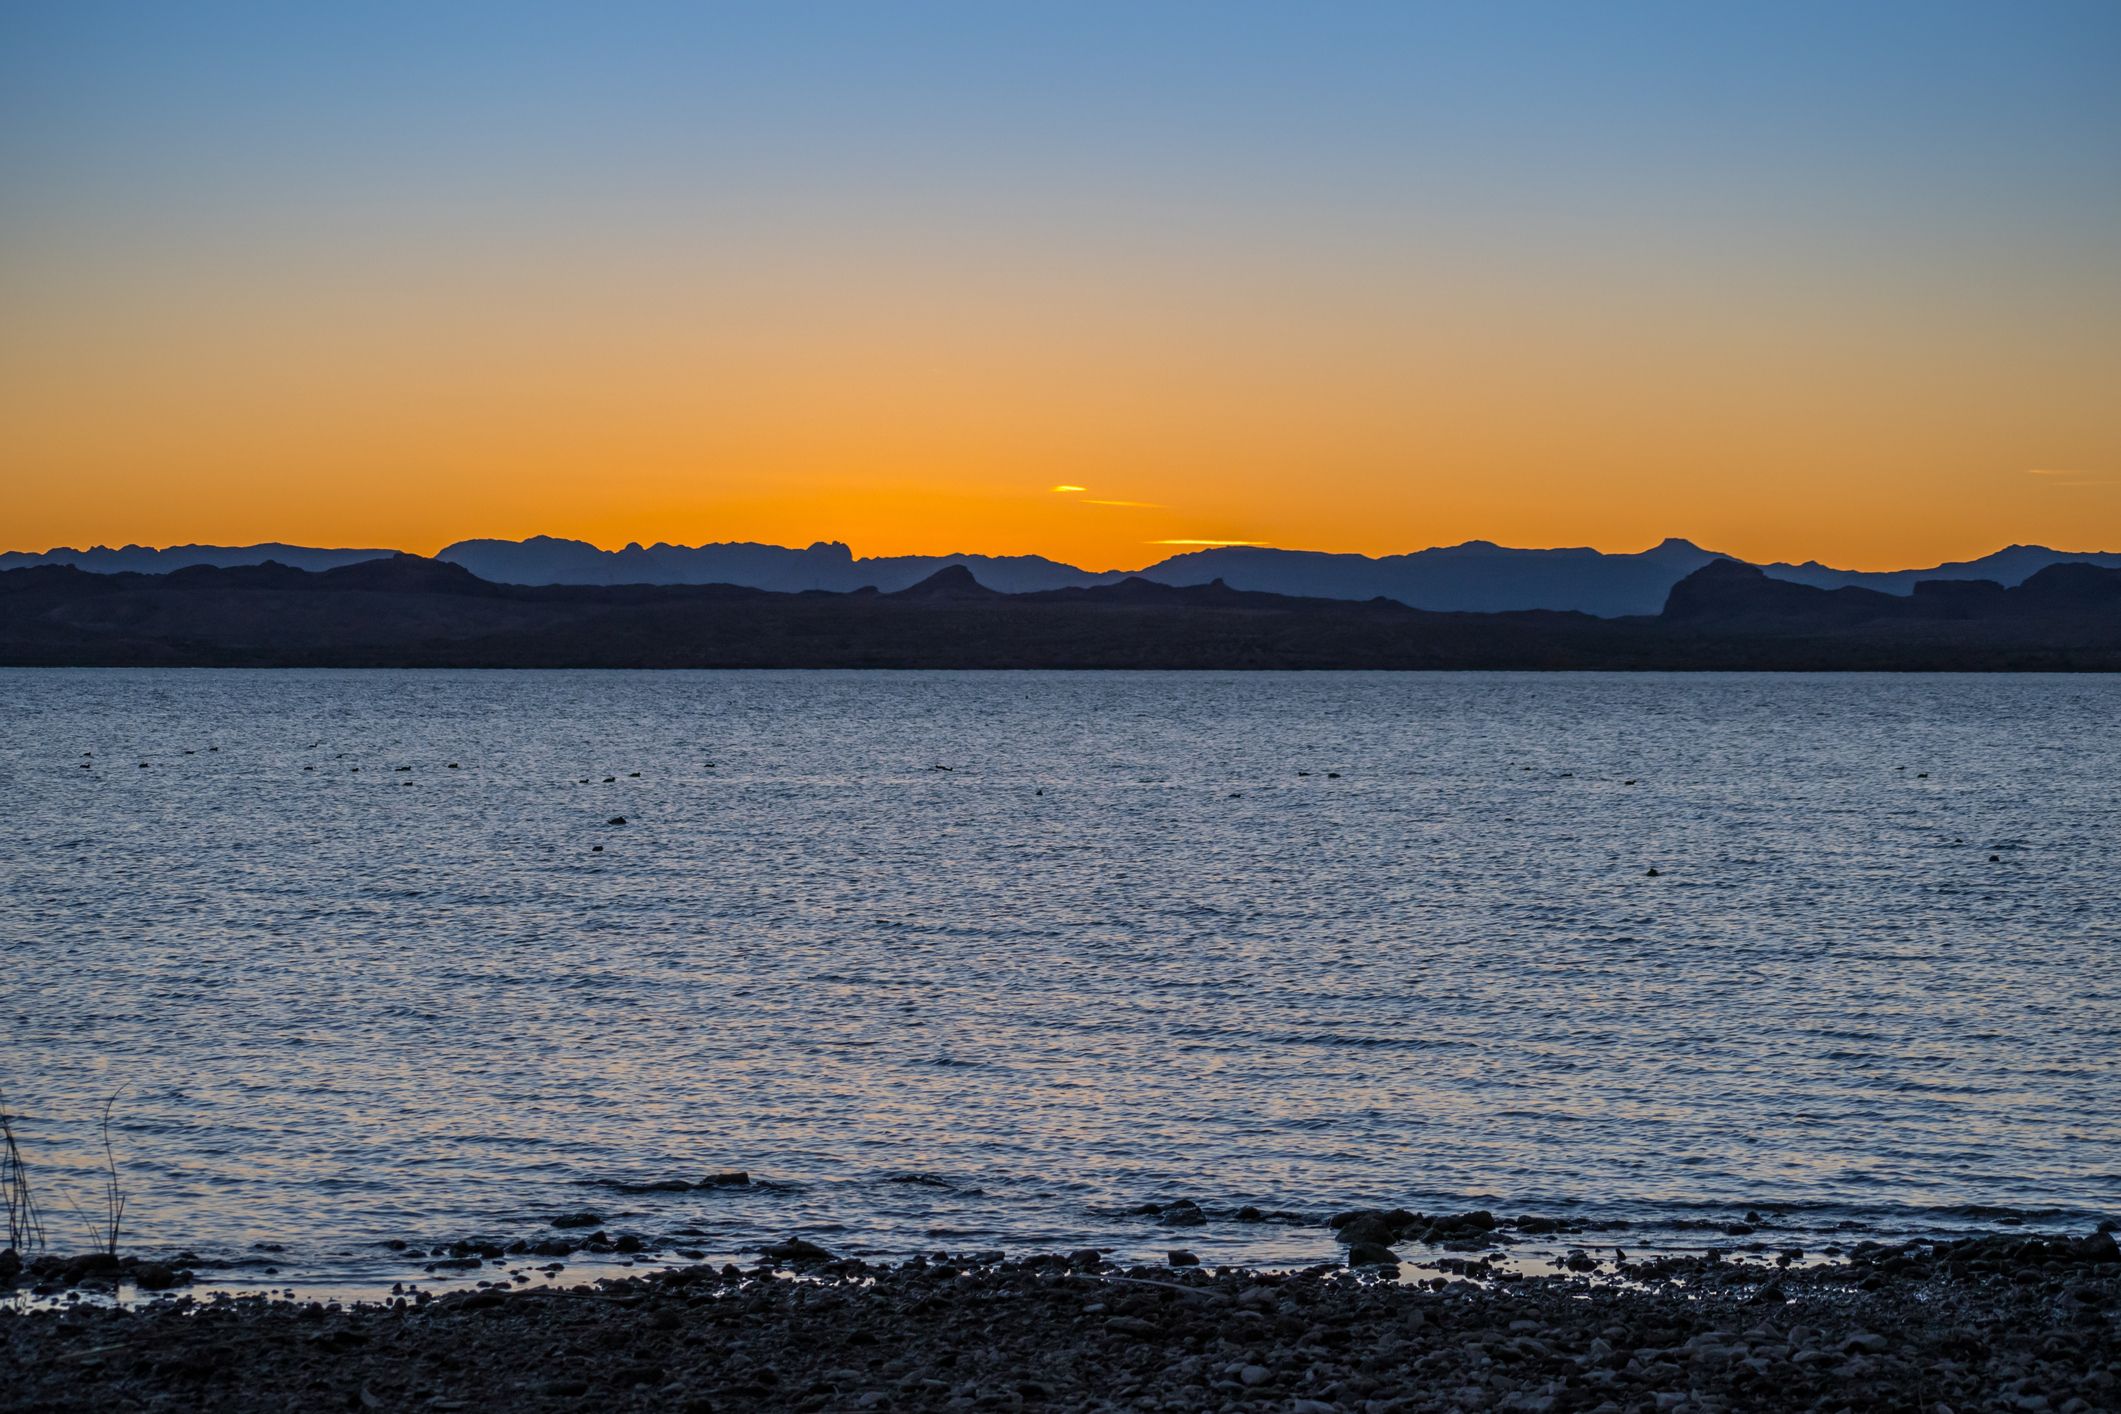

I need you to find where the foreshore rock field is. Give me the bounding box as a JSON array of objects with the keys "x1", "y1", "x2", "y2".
[{"x1": 4, "y1": 1227, "x2": 2117, "y2": 1412}]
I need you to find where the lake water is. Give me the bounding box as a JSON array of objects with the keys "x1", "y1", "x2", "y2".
[{"x1": 2, "y1": 670, "x2": 2116, "y2": 1289}]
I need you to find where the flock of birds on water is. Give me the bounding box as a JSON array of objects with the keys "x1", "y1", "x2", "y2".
[{"x1": 63, "y1": 749, "x2": 2012, "y2": 869}]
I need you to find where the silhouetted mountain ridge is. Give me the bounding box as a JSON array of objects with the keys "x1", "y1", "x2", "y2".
[
  {"x1": 8, "y1": 536, "x2": 2121, "y2": 617},
  {"x1": 5, "y1": 555, "x2": 2117, "y2": 670},
  {"x1": 889, "y1": 564, "x2": 1000, "y2": 600},
  {"x1": 0, "y1": 542, "x2": 398, "y2": 575},
  {"x1": 1663, "y1": 560, "x2": 1906, "y2": 625},
  {"x1": 1665, "y1": 557, "x2": 2121, "y2": 628}
]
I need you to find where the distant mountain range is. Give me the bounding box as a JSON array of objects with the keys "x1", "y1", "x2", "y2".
[
  {"x1": 0, "y1": 542, "x2": 400, "y2": 576},
  {"x1": 4, "y1": 553, "x2": 2118, "y2": 670},
  {"x1": 5, "y1": 536, "x2": 2119, "y2": 618}
]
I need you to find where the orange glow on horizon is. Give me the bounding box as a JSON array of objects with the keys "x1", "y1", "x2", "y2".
[{"x1": 5, "y1": 184, "x2": 2117, "y2": 573}]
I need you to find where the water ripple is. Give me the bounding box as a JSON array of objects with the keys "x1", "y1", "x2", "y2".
[{"x1": 1, "y1": 668, "x2": 2116, "y2": 1279}]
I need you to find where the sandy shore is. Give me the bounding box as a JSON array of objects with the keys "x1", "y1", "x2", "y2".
[{"x1": 4, "y1": 1229, "x2": 2116, "y2": 1412}]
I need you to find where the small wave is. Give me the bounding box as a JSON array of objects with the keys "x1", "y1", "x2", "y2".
[
  {"x1": 583, "y1": 1172, "x2": 787, "y2": 1195},
  {"x1": 1164, "y1": 1026, "x2": 1468, "y2": 1052},
  {"x1": 1942, "y1": 1203, "x2": 2088, "y2": 1221}
]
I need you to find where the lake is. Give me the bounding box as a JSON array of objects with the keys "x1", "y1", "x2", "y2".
[{"x1": 2, "y1": 670, "x2": 2115, "y2": 1287}]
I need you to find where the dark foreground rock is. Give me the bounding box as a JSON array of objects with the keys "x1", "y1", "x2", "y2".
[{"x1": 2, "y1": 1238, "x2": 2115, "y2": 1412}]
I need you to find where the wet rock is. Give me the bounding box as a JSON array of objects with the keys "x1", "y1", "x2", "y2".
[
  {"x1": 1347, "y1": 1242, "x2": 1399, "y2": 1269},
  {"x1": 701, "y1": 1170, "x2": 750, "y2": 1187},
  {"x1": 1151, "y1": 1199, "x2": 1206, "y2": 1228},
  {"x1": 60, "y1": 1252, "x2": 123, "y2": 1285},
  {"x1": 130, "y1": 1262, "x2": 180, "y2": 1290},
  {"x1": 2076, "y1": 1231, "x2": 2120, "y2": 1264},
  {"x1": 1422, "y1": 1210, "x2": 1498, "y2": 1243},
  {"x1": 550, "y1": 1212, "x2": 603, "y2": 1229},
  {"x1": 761, "y1": 1238, "x2": 836, "y2": 1265},
  {"x1": 1334, "y1": 1212, "x2": 1400, "y2": 1248},
  {"x1": 1168, "y1": 1250, "x2": 1200, "y2": 1267}
]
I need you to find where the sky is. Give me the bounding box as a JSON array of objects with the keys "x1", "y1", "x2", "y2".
[{"x1": 3, "y1": 2, "x2": 2118, "y2": 570}]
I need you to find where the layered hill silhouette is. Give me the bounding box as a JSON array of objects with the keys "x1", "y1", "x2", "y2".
[
  {"x1": 8, "y1": 535, "x2": 2120, "y2": 617},
  {"x1": 3, "y1": 554, "x2": 2117, "y2": 669},
  {"x1": 0, "y1": 541, "x2": 400, "y2": 576}
]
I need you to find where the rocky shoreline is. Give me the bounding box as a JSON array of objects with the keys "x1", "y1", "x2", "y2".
[
  {"x1": 0, "y1": 1194, "x2": 1965, "y2": 1302},
  {"x1": 4, "y1": 1226, "x2": 2116, "y2": 1412}
]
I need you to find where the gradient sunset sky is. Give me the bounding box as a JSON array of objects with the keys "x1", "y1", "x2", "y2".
[{"x1": 4, "y1": 2, "x2": 2118, "y2": 569}]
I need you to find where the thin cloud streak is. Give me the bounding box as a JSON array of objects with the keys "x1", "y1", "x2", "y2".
[{"x1": 2025, "y1": 469, "x2": 2117, "y2": 487}]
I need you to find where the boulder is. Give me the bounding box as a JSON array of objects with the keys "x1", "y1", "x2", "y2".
[
  {"x1": 2075, "y1": 1230, "x2": 2120, "y2": 1264},
  {"x1": 61, "y1": 1252, "x2": 123, "y2": 1285},
  {"x1": 1336, "y1": 1213, "x2": 1399, "y2": 1248}
]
